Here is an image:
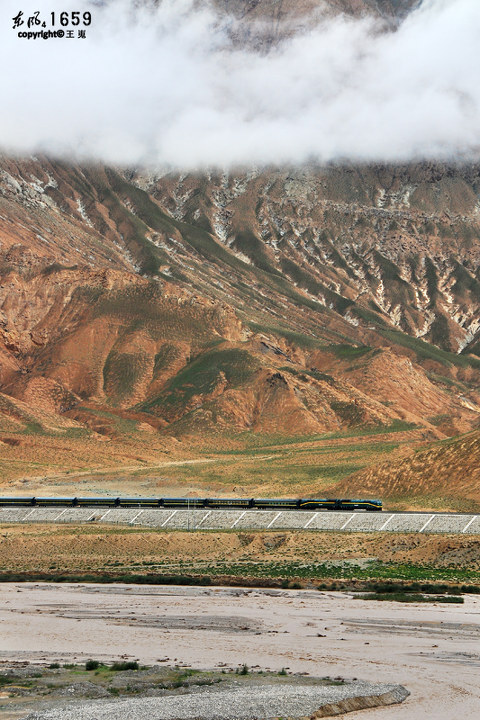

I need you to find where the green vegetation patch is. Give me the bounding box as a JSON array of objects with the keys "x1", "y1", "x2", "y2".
[
  {"x1": 140, "y1": 348, "x2": 259, "y2": 415},
  {"x1": 92, "y1": 283, "x2": 162, "y2": 320},
  {"x1": 424, "y1": 257, "x2": 438, "y2": 307},
  {"x1": 452, "y1": 261, "x2": 480, "y2": 300},
  {"x1": 0, "y1": 660, "x2": 349, "y2": 713},
  {"x1": 352, "y1": 306, "x2": 389, "y2": 327},
  {"x1": 41, "y1": 263, "x2": 78, "y2": 276},
  {"x1": 103, "y1": 351, "x2": 149, "y2": 404},
  {"x1": 372, "y1": 251, "x2": 406, "y2": 284},
  {"x1": 86, "y1": 168, "x2": 166, "y2": 275},
  {"x1": 324, "y1": 419, "x2": 417, "y2": 439},
  {"x1": 280, "y1": 257, "x2": 353, "y2": 314},
  {"x1": 327, "y1": 344, "x2": 373, "y2": 359},
  {"x1": 233, "y1": 231, "x2": 281, "y2": 276},
  {"x1": 247, "y1": 322, "x2": 327, "y2": 349},
  {"x1": 329, "y1": 401, "x2": 365, "y2": 426},
  {"x1": 356, "y1": 593, "x2": 464, "y2": 603},
  {"x1": 143, "y1": 559, "x2": 480, "y2": 587},
  {"x1": 72, "y1": 406, "x2": 140, "y2": 436},
  {"x1": 281, "y1": 366, "x2": 336, "y2": 385},
  {"x1": 379, "y1": 328, "x2": 480, "y2": 369}
]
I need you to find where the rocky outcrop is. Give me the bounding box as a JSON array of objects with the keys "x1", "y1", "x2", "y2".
[{"x1": 310, "y1": 684, "x2": 410, "y2": 717}]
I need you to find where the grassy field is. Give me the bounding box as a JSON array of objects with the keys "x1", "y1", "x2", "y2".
[
  {"x1": 0, "y1": 419, "x2": 472, "y2": 511},
  {"x1": 131, "y1": 437, "x2": 403, "y2": 494},
  {"x1": 0, "y1": 413, "x2": 405, "y2": 482}
]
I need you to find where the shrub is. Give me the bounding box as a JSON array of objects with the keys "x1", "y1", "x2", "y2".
[
  {"x1": 356, "y1": 593, "x2": 463, "y2": 604},
  {"x1": 0, "y1": 676, "x2": 17, "y2": 687},
  {"x1": 110, "y1": 661, "x2": 139, "y2": 671},
  {"x1": 85, "y1": 659, "x2": 100, "y2": 671}
]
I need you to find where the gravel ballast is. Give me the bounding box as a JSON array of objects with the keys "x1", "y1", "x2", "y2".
[{"x1": 24, "y1": 681, "x2": 409, "y2": 720}]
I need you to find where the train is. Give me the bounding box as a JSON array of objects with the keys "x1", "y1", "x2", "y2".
[{"x1": 0, "y1": 497, "x2": 382, "y2": 511}]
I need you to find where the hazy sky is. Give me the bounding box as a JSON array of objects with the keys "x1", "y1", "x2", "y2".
[{"x1": 1, "y1": 0, "x2": 478, "y2": 168}]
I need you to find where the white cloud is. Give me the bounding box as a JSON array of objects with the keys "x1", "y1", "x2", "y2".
[{"x1": 0, "y1": 0, "x2": 479, "y2": 168}]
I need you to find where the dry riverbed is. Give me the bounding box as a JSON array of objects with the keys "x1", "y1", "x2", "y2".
[{"x1": 0, "y1": 584, "x2": 479, "y2": 718}]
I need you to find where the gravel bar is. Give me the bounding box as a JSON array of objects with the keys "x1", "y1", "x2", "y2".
[{"x1": 24, "y1": 681, "x2": 409, "y2": 720}]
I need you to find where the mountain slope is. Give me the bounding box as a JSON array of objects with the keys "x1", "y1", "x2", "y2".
[
  {"x1": 335, "y1": 430, "x2": 480, "y2": 511},
  {"x1": 1, "y1": 156, "x2": 480, "y2": 441}
]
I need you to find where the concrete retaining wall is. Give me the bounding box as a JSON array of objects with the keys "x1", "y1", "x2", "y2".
[{"x1": 0, "y1": 507, "x2": 479, "y2": 534}]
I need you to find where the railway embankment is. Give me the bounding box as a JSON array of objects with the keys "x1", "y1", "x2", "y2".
[{"x1": 1, "y1": 506, "x2": 480, "y2": 534}]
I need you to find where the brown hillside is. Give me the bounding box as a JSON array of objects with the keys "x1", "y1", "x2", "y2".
[
  {"x1": 1, "y1": 259, "x2": 477, "y2": 440},
  {"x1": 1, "y1": 155, "x2": 480, "y2": 446},
  {"x1": 335, "y1": 431, "x2": 480, "y2": 510}
]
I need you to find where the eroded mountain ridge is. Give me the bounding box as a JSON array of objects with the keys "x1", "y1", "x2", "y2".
[{"x1": 0, "y1": 156, "x2": 479, "y2": 444}]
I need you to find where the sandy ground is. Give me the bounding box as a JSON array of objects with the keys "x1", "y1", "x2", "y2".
[{"x1": 0, "y1": 584, "x2": 479, "y2": 719}]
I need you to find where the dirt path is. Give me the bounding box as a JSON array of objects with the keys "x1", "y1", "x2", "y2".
[
  {"x1": 18, "y1": 458, "x2": 217, "y2": 484},
  {"x1": 1, "y1": 584, "x2": 479, "y2": 718},
  {"x1": 18, "y1": 454, "x2": 280, "y2": 485}
]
